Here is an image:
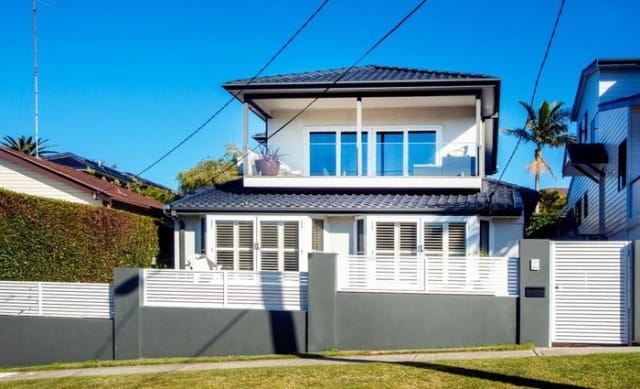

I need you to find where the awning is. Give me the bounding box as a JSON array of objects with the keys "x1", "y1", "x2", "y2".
[{"x1": 562, "y1": 143, "x2": 608, "y2": 182}]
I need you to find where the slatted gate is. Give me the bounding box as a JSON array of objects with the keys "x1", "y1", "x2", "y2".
[{"x1": 551, "y1": 241, "x2": 631, "y2": 345}]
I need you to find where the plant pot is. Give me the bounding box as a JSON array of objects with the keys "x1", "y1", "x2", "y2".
[{"x1": 255, "y1": 159, "x2": 280, "y2": 176}]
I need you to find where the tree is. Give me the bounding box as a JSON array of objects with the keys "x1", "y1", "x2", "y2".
[
  {"x1": 1, "y1": 135, "x2": 56, "y2": 156},
  {"x1": 177, "y1": 144, "x2": 241, "y2": 193},
  {"x1": 504, "y1": 101, "x2": 574, "y2": 192},
  {"x1": 525, "y1": 189, "x2": 567, "y2": 238},
  {"x1": 126, "y1": 178, "x2": 176, "y2": 204}
]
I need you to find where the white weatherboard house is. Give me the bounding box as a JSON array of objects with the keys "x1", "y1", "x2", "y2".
[
  {"x1": 563, "y1": 59, "x2": 640, "y2": 239},
  {"x1": 166, "y1": 65, "x2": 536, "y2": 272}
]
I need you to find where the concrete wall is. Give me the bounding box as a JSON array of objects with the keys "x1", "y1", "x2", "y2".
[
  {"x1": 140, "y1": 308, "x2": 306, "y2": 358},
  {"x1": 307, "y1": 253, "x2": 518, "y2": 352},
  {"x1": 0, "y1": 316, "x2": 113, "y2": 367}
]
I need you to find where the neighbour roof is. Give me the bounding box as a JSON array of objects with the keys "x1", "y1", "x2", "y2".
[
  {"x1": 223, "y1": 65, "x2": 497, "y2": 86},
  {"x1": 168, "y1": 178, "x2": 534, "y2": 217},
  {"x1": 571, "y1": 58, "x2": 640, "y2": 120},
  {"x1": 0, "y1": 147, "x2": 163, "y2": 211},
  {"x1": 47, "y1": 152, "x2": 176, "y2": 193}
]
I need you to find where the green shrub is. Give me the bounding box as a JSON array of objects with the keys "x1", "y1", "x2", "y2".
[{"x1": 0, "y1": 189, "x2": 158, "y2": 282}]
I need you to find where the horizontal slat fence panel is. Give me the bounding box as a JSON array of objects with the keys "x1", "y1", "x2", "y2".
[
  {"x1": 143, "y1": 269, "x2": 308, "y2": 311},
  {"x1": 337, "y1": 256, "x2": 518, "y2": 297},
  {"x1": 552, "y1": 241, "x2": 630, "y2": 345},
  {"x1": 0, "y1": 281, "x2": 112, "y2": 319}
]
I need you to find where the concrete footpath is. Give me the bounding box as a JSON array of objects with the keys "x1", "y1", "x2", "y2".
[{"x1": 0, "y1": 347, "x2": 638, "y2": 382}]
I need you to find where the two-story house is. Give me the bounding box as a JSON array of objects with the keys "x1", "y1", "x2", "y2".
[
  {"x1": 166, "y1": 65, "x2": 536, "y2": 270},
  {"x1": 563, "y1": 59, "x2": 640, "y2": 239}
]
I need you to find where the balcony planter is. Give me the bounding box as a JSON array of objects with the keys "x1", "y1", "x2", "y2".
[
  {"x1": 254, "y1": 145, "x2": 281, "y2": 176},
  {"x1": 255, "y1": 159, "x2": 281, "y2": 176}
]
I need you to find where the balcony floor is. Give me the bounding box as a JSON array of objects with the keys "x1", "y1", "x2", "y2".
[{"x1": 243, "y1": 175, "x2": 482, "y2": 189}]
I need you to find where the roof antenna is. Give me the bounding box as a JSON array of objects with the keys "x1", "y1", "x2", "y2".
[{"x1": 32, "y1": 0, "x2": 40, "y2": 158}]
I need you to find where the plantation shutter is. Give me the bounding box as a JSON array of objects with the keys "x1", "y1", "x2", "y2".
[
  {"x1": 259, "y1": 221, "x2": 300, "y2": 271},
  {"x1": 375, "y1": 222, "x2": 417, "y2": 257},
  {"x1": 375, "y1": 222, "x2": 396, "y2": 256},
  {"x1": 215, "y1": 220, "x2": 254, "y2": 271},
  {"x1": 283, "y1": 221, "x2": 299, "y2": 271},
  {"x1": 448, "y1": 223, "x2": 466, "y2": 256},
  {"x1": 423, "y1": 224, "x2": 444, "y2": 256}
]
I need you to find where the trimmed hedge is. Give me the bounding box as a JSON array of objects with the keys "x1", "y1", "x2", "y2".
[{"x1": 0, "y1": 189, "x2": 158, "y2": 282}]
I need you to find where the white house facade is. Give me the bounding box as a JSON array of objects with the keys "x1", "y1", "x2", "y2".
[
  {"x1": 563, "y1": 59, "x2": 640, "y2": 240},
  {"x1": 167, "y1": 65, "x2": 536, "y2": 271}
]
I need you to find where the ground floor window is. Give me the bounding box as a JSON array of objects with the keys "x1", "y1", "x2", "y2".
[
  {"x1": 209, "y1": 217, "x2": 304, "y2": 271},
  {"x1": 370, "y1": 218, "x2": 468, "y2": 258}
]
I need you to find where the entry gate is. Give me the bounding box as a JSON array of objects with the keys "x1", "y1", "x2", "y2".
[{"x1": 551, "y1": 241, "x2": 631, "y2": 345}]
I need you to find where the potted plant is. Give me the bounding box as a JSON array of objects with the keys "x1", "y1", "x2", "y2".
[{"x1": 254, "y1": 145, "x2": 281, "y2": 176}]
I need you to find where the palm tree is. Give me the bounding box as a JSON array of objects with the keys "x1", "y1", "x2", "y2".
[
  {"x1": 505, "y1": 100, "x2": 574, "y2": 192},
  {"x1": 1, "y1": 135, "x2": 56, "y2": 156}
]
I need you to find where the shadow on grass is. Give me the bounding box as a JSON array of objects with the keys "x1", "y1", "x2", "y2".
[{"x1": 294, "y1": 354, "x2": 589, "y2": 389}]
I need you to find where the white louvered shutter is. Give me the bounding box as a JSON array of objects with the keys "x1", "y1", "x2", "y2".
[
  {"x1": 375, "y1": 222, "x2": 417, "y2": 257},
  {"x1": 424, "y1": 223, "x2": 444, "y2": 256},
  {"x1": 447, "y1": 223, "x2": 466, "y2": 256},
  {"x1": 259, "y1": 221, "x2": 300, "y2": 271},
  {"x1": 375, "y1": 222, "x2": 395, "y2": 257},
  {"x1": 215, "y1": 220, "x2": 254, "y2": 271}
]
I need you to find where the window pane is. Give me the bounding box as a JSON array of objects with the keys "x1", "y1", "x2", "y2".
[
  {"x1": 340, "y1": 132, "x2": 367, "y2": 176},
  {"x1": 310, "y1": 132, "x2": 336, "y2": 176},
  {"x1": 408, "y1": 131, "x2": 436, "y2": 175},
  {"x1": 376, "y1": 132, "x2": 403, "y2": 176}
]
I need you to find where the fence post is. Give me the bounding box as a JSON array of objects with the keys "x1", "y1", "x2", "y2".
[
  {"x1": 307, "y1": 253, "x2": 337, "y2": 352},
  {"x1": 113, "y1": 268, "x2": 142, "y2": 360},
  {"x1": 37, "y1": 282, "x2": 43, "y2": 316},
  {"x1": 519, "y1": 239, "x2": 552, "y2": 347}
]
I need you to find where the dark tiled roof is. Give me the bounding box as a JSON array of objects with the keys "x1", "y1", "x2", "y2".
[
  {"x1": 47, "y1": 152, "x2": 176, "y2": 193},
  {"x1": 168, "y1": 179, "x2": 533, "y2": 216},
  {"x1": 223, "y1": 65, "x2": 497, "y2": 87},
  {"x1": 0, "y1": 147, "x2": 164, "y2": 210}
]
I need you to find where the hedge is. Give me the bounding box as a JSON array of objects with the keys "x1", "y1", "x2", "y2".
[{"x1": 0, "y1": 189, "x2": 158, "y2": 282}]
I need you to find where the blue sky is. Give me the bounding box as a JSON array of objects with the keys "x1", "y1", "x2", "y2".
[{"x1": 1, "y1": 0, "x2": 639, "y2": 190}]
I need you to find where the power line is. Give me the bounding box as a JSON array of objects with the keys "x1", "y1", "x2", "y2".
[
  {"x1": 136, "y1": 0, "x2": 330, "y2": 176},
  {"x1": 201, "y1": 0, "x2": 428, "y2": 184},
  {"x1": 495, "y1": 0, "x2": 566, "y2": 183}
]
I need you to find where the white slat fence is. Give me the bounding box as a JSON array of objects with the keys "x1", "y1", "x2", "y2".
[
  {"x1": 0, "y1": 281, "x2": 113, "y2": 319},
  {"x1": 552, "y1": 241, "x2": 631, "y2": 345},
  {"x1": 337, "y1": 255, "x2": 519, "y2": 296},
  {"x1": 143, "y1": 269, "x2": 308, "y2": 311}
]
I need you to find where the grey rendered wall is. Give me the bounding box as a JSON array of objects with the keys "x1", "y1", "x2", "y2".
[
  {"x1": 115, "y1": 268, "x2": 306, "y2": 359},
  {"x1": 518, "y1": 239, "x2": 551, "y2": 347},
  {"x1": 0, "y1": 316, "x2": 113, "y2": 367},
  {"x1": 308, "y1": 253, "x2": 517, "y2": 351},
  {"x1": 140, "y1": 308, "x2": 306, "y2": 357},
  {"x1": 334, "y1": 294, "x2": 516, "y2": 350}
]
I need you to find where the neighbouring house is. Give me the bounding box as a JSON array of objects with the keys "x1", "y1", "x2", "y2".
[
  {"x1": 0, "y1": 147, "x2": 163, "y2": 216},
  {"x1": 562, "y1": 58, "x2": 640, "y2": 239},
  {"x1": 47, "y1": 152, "x2": 176, "y2": 195},
  {"x1": 166, "y1": 65, "x2": 537, "y2": 270}
]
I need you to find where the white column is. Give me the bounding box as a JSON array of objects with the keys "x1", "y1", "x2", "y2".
[
  {"x1": 243, "y1": 102, "x2": 251, "y2": 176},
  {"x1": 476, "y1": 98, "x2": 484, "y2": 177},
  {"x1": 356, "y1": 97, "x2": 362, "y2": 176}
]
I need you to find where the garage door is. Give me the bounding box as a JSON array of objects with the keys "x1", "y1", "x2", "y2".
[{"x1": 551, "y1": 241, "x2": 631, "y2": 345}]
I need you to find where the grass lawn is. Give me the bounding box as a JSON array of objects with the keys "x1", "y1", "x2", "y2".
[{"x1": 1, "y1": 352, "x2": 638, "y2": 388}]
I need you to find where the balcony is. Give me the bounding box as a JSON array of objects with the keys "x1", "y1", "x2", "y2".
[{"x1": 242, "y1": 141, "x2": 482, "y2": 189}]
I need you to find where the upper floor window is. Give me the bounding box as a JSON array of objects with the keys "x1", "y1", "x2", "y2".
[
  {"x1": 579, "y1": 111, "x2": 588, "y2": 143},
  {"x1": 376, "y1": 130, "x2": 437, "y2": 176},
  {"x1": 309, "y1": 131, "x2": 367, "y2": 176},
  {"x1": 618, "y1": 139, "x2": 627, "y2": 191},
  {"x1": 590, "y1": 114, "x2": 599, "y2": 143}
]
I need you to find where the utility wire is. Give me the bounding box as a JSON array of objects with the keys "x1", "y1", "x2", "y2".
[
  {"x1": 495, "y1": 0, "x2": 566, "y2": 183},
  {"x1": 136, "y1": 0, "x2": 330, "y2": 176},
  {"x1": 206, "y1": 0, "x2": 429, "y2": 183}
]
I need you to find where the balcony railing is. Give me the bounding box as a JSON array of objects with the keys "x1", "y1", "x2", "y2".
[{"x1": 244, "y1": 142, "x2": 479, "y2": 178}]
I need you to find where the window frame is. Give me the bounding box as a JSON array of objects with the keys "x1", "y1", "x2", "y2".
[
  {"x1": 206, "y1": 215, "x2": 309, "y2": 272},
  {"x1": 618, "y1": 139, "x2": 627, "y2": 191},
  {"x1": 305, "y1": 125, "x2": 442, "y2": 177}
]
